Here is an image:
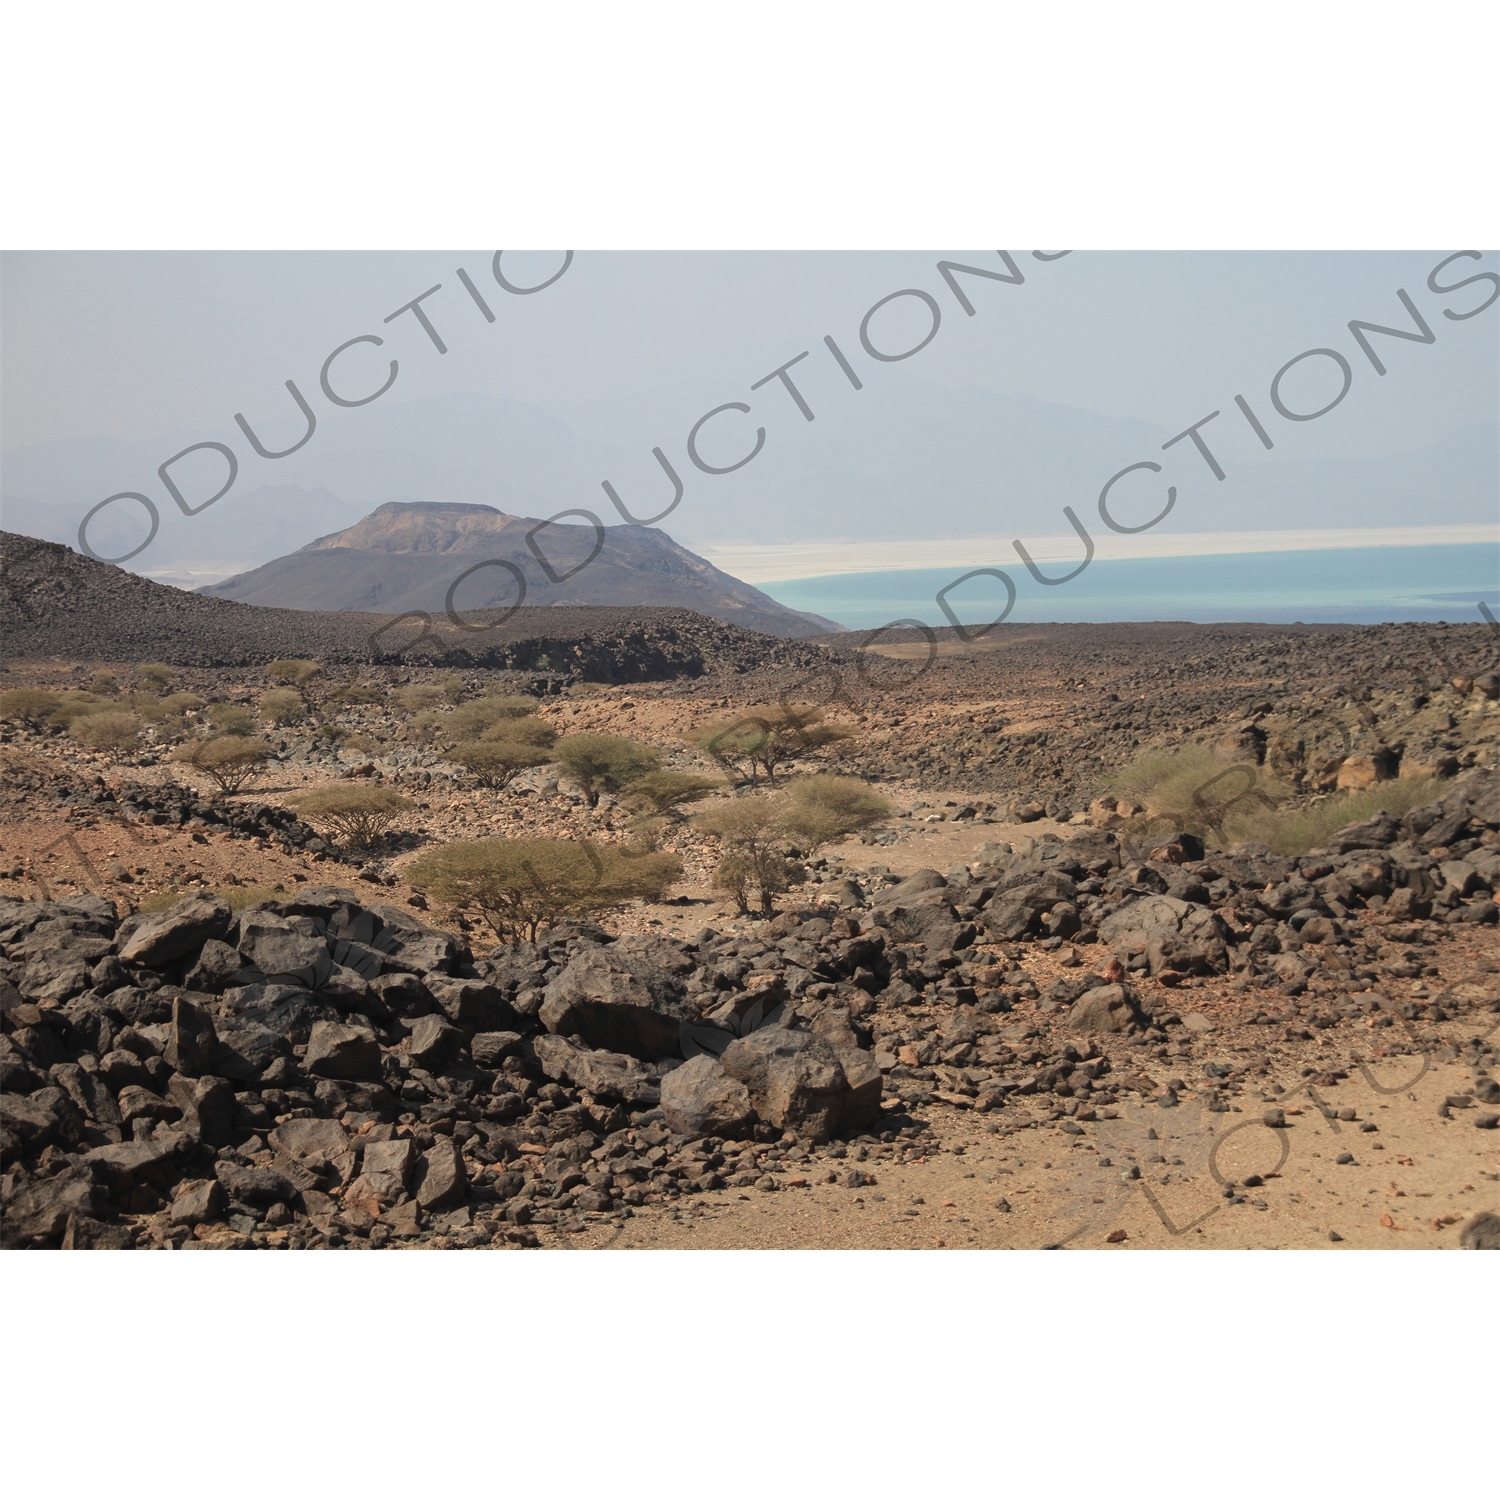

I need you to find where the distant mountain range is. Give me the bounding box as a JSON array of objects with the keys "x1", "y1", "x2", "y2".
[
  {"x1": 2, "y1": 377, "x2": 1493, "y2": 588},
  {"x1": 199, "y1": 500, "x2": 841, "y2": 638}
]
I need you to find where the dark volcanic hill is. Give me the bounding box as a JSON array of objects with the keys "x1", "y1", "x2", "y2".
[
  {"x1": 0, "y1": 531, "x2": 837, "y2": 682},
  {"x1": 200, "y1": 501, "x2": 841, "y2": 638}
]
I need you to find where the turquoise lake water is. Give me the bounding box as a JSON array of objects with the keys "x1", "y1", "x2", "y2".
[{"x1": 759, "y1": 543, "x2": 1500, "y2": 632}]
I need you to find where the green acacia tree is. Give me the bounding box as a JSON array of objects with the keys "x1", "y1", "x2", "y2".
[
  {"x1": 618, "y1": 770, "x2": 722, "y2": 817},
  {"x1": 70, "y1": 711, "x2": 142, "y2": 758},
  {"x1": 442, "y1": 740, "x2": 553, "y2": 789},
  {"x1": 0, "y1": 689, "x2": 61, "y2": 727},
  {"x1": 552, "y1": 734, "x2": 660, "y2": 807},
  {"x1": 693, "y1": 796, "x2": 800, "y2": 917},
  {"x1": 480, "y1": 715, "x2": 556, "y2": 748},
  {"x1": 205, "y1": 701, "x2": 256, "y2": 735},
  {"x1": 170, "y1": 734, "x2": 274, "y2": 793},
  {"x1": 288, "y1": 786, "x2": 413, "y2": 849},
  {"x1": 780, "y1": 774, "x2": 892, "y2": 853},
  {"x1": 444, "y1": 695, "x2": 541, "y2": 740},
  {"x1": 407, "y1": 837, "x2": 681, "y2": 942},
  {"x1": 264, "y1": 658, "x2": 322, "y2": 685},
  {"x1": 259, "y1": 688, "x2": 306, "y2": 726},
  {"x1": 685, "y1": 704, "x2": 856, "y2": 786},
  {"x1": 694, "y1": 775, "x2": 891, "y2": 916}
]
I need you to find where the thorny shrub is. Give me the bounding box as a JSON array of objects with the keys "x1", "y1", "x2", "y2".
[
  {"x1": 288, "y1": 786, "x2": 413, "y2": 849},
  {"x1": 407, "y1": 837, "x2": 680, "y2": 943},
  {"x1": 169, "y1": 734, "x2": 274, "y2": 794}
]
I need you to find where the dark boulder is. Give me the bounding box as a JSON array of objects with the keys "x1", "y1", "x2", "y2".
[
  {"x1": 532, "y1": 1034, "x2": 662, "y2": 1107},
  {"x1": 1328, "y1": 810, "x2": 1401, "y2": 853},
  {"x1": 182, "y1": 938, "x2": 247, "y2": 993},
  {"x1": 214, "y1": 1160, "x2": 298, "y2": 1207},
  {"x1": 118, "y1": 894, "x2": 231, "y2": 967},
  {"x1": 540, "y1": 936, "x2": 696, "y2": 1058},
  {"x1": 165, "y1": 1074, "x2": 236, "y2": 1147},
  {"x1": 719, "y1": 1027, "x2": 881, "y2": 1143},
  {"x1": 659, "y1": 1054, "x2": 757, "y2": 1138},
  {"x1": 268, "y1": 1116, "x2": 350, "y2": 1159},
  {"x1": 0, "y1": 1166, "x2": 108, "y2": 1248},
  {"x1": 873, "y1": 869, "x2": 947, "y2": 904},
  {"x1": 406, "y1": 1013, "x2": 466, "y2": 1070},
  {"x1": 1067, "y1": 984, "x2": 1146, "y2": 1034},
  {"x1": 1, "y1": 1087, "x2": 86, "y2": 1160},
  {"x1": 303, "y1": 1020, "x2": 381, "y2": 1081},
  {"x1": 426, "y1": 978, "x2": 517, "y2": 1034},
  {"x1": 469, "y1": 1031, "x2": 524, "y2": 1068},
  {"x1": 165, "y1": 994, "x2": 219, "y2": 1077},
  {"x1": 368, "y1": 905, "x2": 463, "y2": 977},
  {"x1": 236, "y1": 913, "x2": 334, "y2": 989},
  {"x1": 412, "y1": 1137, "x2": 466, "y2": 1211},
  {"x1": 170, "y1": 1178, "x2": 228, "y2": 1226}
]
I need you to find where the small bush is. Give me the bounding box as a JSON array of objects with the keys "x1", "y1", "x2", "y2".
[
  {"x1": 394, "y1": 683, "x2": 448, "y2": 711},
  {"x1": 69, "y1": 711, "x2": 141, "y2": 756},
  {"x1": 552, "y1": 734, "x2": 660, "y2": 807},
  {"x1": 711, "y1": 851, "x2": 760, "y2": 914},
  {"x1": 157, "y1": 692, "x2": 206, "y2": 719},
  {"x1": 1105, "y1": 744, "x2": 1292, "y2": 839},
  {"x1": 46, "y1": 694, "x2": 107, "y2": 729},
  {"x1": 216, "y1": 885, "x2": 286, "y2": 912},
  {"x1": 89, "y1": 671, "x2": 118, "y2": 695},
  {"x1": 137, "y1": 662, "x2": 174, "y2": 690},
  {"x1": 623, "y1": 812, "x2": 673, "y2": 852},
  {"x1": 781, "y1": 774, "x2": 893, "y2": 852},
  {"x1": 206, "y1": 702, "x2": 255, "y2": 735},
  {"x1": 136, "y1": 886, "x2": 192, "y2": 913},
  {"x1": 264, "y1": 658, "x2": 321, "y2": 685},
  {"x1": 619, "y1": 770, "x2": 722, "y2": 817},
  {"x1": 170, "y1": 734, "x2": 274, "y2": 793},
  {"x1": 289, "y1": 786, "x2": 413, "y2": 849},
  {"x1": 0, "y1": 689, "x2": 61, "y2": 727},
  {"x1": 329, "y1": 683, "x2": 386, "y2": 705},
  {"x1": 133, "y1": 692, "x2": 204, "y2": 742},
  {"x1": 480, "y1": 715, "x2": 556, "y2": 749},
  {"x1": 1228, "y1": 778, "x2": 1439, "y2": 855},
  {"x1": 441, "y1": 741, "x2": 553, "y2": 789},
  {"x1": 476, "y1": 692, "x2": 539, "y2": 716},
  {"x1": 406, "y1": 837, "x2": 681, "y2": 942},
  {"x1": 686, "y1": 705, "x2": 856, "y2": 785},
  {"x1": 139, "y1": 883, "x2": 284, "y2": 914},
  {"x1": 445, "y1": 697, "x2": 541, "y2": 740},
  {"x1": 693, "y1": 795, "x2": 800, "y2": 916},
  {"x1": 259, "y1": 688, "x2": 306, "y2": 726},
  {"x1": 406, "y1": 709, "x2": 450, "y2": 745}
]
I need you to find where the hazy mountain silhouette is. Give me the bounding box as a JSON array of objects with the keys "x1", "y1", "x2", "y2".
[
  {"x1": 3, "y1": 380, "x2": 1492, "y2": 580},
  {"x1": 199, "y1": 500, "x2": 842, "y2": 637}
]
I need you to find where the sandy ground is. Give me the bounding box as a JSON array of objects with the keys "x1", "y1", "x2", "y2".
[
  {"x1": 4, "y1": 678, "x2": 1496, "y2": 1252},
  {"x1": 539, "y1": 1056, "x2": 1499, "y2": 1252}
]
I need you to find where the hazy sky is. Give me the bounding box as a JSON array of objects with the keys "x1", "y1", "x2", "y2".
[{"x1": 5, "y1": 250, "x2": 1495, "y2": 462}]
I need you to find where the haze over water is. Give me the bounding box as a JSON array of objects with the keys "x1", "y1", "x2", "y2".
[{"x1": 759, "y1": 543, "x2": 1500, "y2": 631}]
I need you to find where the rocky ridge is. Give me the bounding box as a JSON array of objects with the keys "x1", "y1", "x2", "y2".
[
  {"x1": 793, "y1": 619, "x2": 1500, "y2": 813},
  {"x1": 1, "y1": 531, "x2": 836, "y2": 679}
]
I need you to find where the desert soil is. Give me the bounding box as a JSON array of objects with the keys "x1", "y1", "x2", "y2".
[{"x1": 4, "y1": 640, "x2": 1496, "y2": 1250}]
